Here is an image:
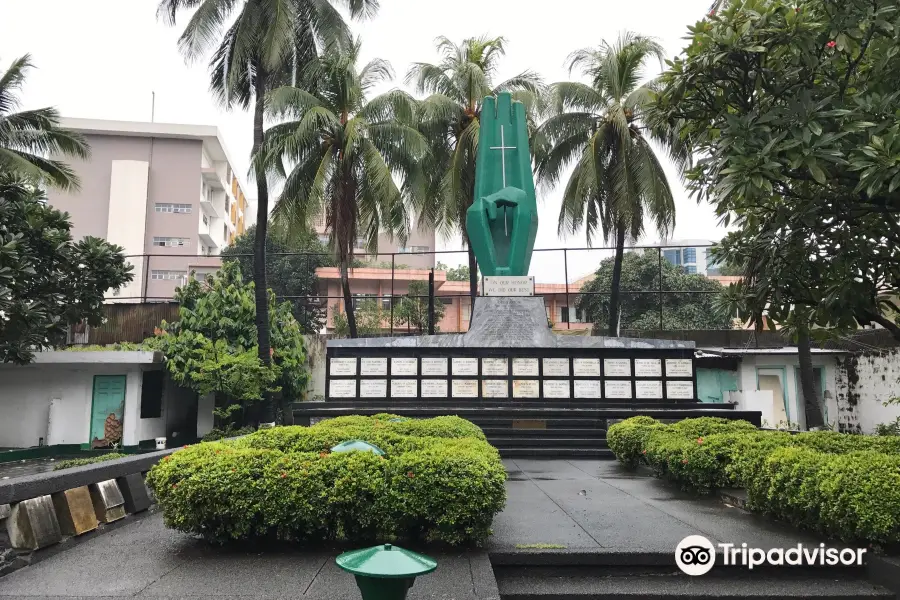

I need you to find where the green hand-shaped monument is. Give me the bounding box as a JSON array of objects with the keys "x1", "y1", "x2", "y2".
[{"x1": 466, "y1": 92, "x2": 539, "y2": 277}]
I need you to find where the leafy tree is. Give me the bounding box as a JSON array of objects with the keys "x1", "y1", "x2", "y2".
[
  {"x1": 152, "y1": 262, "x2": 308, "y2": 427},
  {"x1": 393, "y1": 280, "x2": 446, "y2": 333},
  {"x1": 222, "y1": 224, "x2": 331, "y2": 333},
  {"x1": 0, "y1": 55, "x2": 89, "y2": 190},
  {"x1": 258, "y1": 40, "x2": 426, "y2": 339},
  {"x1": 654, "y1": 0, "x2": 900, "y2": 426},
  {"x1": 577, "y1": 251, "x2": 733, "y2": 332},
  {"x1": 331, "y1": 300, "x2": 384, "y2": 338},
  {"x1": 157, "y1": 0, "x2": 376, "y2": 419},
  {"x1": 407, "y1": 36, "x2": 544, "y2": 309},
  {"x1": 536, "y1": 33, "x2": 687, "y2": 337},
  {"x1": 436, "y1": 261, "x2": 476, "y2": 282},
  {"x1": 0, "y1": 178, "x2": 133, "y2": 363}
]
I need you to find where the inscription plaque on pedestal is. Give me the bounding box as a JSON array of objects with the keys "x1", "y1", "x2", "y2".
[
  {"x1": 360, "y1": 357, "x2": 387, "y2": 376},
  {"x1": 573, "y1": 358, "x2": 601, "y2": 377},
  {"x1": 513, "y1": 379, "x2": 539, "y2": 398},
  {"x1": 421, "y1": 379, "x2": 448, "y2": 397},
  {"x1": 391, "y1": 357, "x2": 418, "y2": 376},
  {"x1": 359, "y1": 379, "x2": 387, "y2": 397},
  {"x1": 330, "y1": 379, "x2": 356, "y2": 398},
  {"x1": 330, "y1": 357, "x2": 357, "y2": 376},
  {"x1": 421, "y1": 357, "x2": 448, "y2": 376},
  {"x1": 452, "y1": 357, "x2": 478, "y2": 376},
  {"x1": 543, "y1": 358, "x2": 569, "y2": 376},
  {"x1": 667, "y1": 381, "x2": 694, "y2": 399},
  {"x1": 482, "y1": 358, "x2": 509, "y2": 376},
  {"x1": 635, "y1": 380, "x2": 663, "y2": 399},
  {"x1": 513, "y1": 358, "x2": 539, "y2": 376},
  {"x1": 482, "y1": 379, "x2": 509, "y2": 398},
  {"x1": 605, "y1": 380, "x2": 632, "y2": 399},
  {"x1": 452, "y1": 379, "x2": 479, "y2": 397},
  {"x1": 543, "y1": 380, "x2": 571, "y2": 398},
  {"x1": 634, "y1": 358, "x2": 662, "y2": 377},
  {"x1": 604, "y1": 358, "x2": 631, "y2": 377},
  {"x1": 665, "y1": 359, "x2": 693, "y2": 377},
  {"x1": 391, "y1": 379, "x2": 418, "y2": 398},
  {"x1": 574, "y1": 379, "x2": 602, "y2": 398}
]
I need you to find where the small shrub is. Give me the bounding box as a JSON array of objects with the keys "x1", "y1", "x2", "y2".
[
  {"x1": 53, "y1": 453, "x2": 128, "y2": 471},
  {"x1": 202, "y1": 426, "x2": 256, "y2": 442},
  {"x1": 606, "y1": 416, "x2": 663, "y2": 467},
  {"x1": 667, "y1": 417, "x2": 757, "y2": 438}
]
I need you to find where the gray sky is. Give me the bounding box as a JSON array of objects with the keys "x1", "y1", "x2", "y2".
[{"x1": 0, "y1": 0, "x2": 725, "y2": 282}]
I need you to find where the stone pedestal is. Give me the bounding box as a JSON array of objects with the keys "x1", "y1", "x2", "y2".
[
  {"x1": 89, "y1": 480, "x2": 126, "y2": 523},
  {"x1": 115, "y1": 473, "x2": 151, "y2": 514},
  {"x1": 52, "y1": 487, "x2": 99, "y2": 536},
  {"x1": 6, "y1": 496, "x2": 62, "y2": 550}
]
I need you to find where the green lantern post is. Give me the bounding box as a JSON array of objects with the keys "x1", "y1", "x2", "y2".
[{"x1": 336, "y1": 543, "x2": 437, "y2": 600}]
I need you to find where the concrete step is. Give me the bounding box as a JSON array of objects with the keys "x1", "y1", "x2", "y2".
[
  {"x1": 487, "y1": 437, "x2": 608, "y2": 448},
  {"x1": 498, "y1": 448, "x2": 615, "y2": 458},
  {"x1": 481, "y1": 428, "x2": 607, "y2": 437}
]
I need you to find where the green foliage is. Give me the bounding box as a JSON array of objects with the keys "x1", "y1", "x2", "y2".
[
  {"x1": 201, "y1": 426, "x2": 256, "y2": 442},
  {"x1": 62, "y1": 342, "x2": 146, "y2": 352},
  {"x1": 436, "y1": 262, "x2": 474, "y2": 282},
  {"x1": 876, "y1": 417, "x2": 900, "y2": 436},
  {"x1": 606, "y1": 416, "x2": 664, "y2": 467},
  {"x1": 53, "y1": 453, "x2": 128, "y2": 471},
  {"x1": 0, "y1": 179, "x2": 133, "y2": 364},
  {"x1": 393, "y1": 280, "x2": 445, "y2": 333},
  {"x1": 146, "y1": 416, "x2": 506, "y2": 546},
  {"x1": 577, "y1": 251, "x2": 734, "y2": 331},
  {"x1": 331, "y1": 300, "x2": 384, "y2": 338}
]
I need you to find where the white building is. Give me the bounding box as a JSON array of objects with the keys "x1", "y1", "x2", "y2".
[{"x1": 656, "y1": 239, "x2": 716, "y2": 275}]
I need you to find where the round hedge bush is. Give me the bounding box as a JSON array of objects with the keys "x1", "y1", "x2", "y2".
[{"x1": 146, "y1": 415, "x2": 506, "y2": 546}]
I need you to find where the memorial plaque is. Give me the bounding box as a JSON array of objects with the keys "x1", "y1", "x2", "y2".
[
  {"x1": 667, "y1": 380, "x2": 694, "y2": 399},
  {"x1": 330, "y1": 357, "x2": 357, "y2": 376},
  {"x1": 452, "y1": 357, "x2": 479, "y2": 376},
  {"x1": 574, "y1": 379, "x2": 602, "y2": 398},
  {"x1": 513, "y1": 358, "x2": 539, "y2": 376},
  {"x1": 482, "y1": 379, "x2": 509, "y2": 398},
  {"x1": 360, "y1": 357, "x2": 387, "y2": 376},
  {"x1": 605, "y1": 380, "x2": 632, "y2": 399},
  {"x1": 543, "y1": 380, "x2": 571, "y2": 398},
  {"x1": 391, "y1": 379, "x2": 418, "y2": 398},
  {"x1": 421, "y1": 379, "x2": 448, "y2": 397},
  {"x1": 573, "y1": 358, "x2": 601, "y2": 377},
  {"x1": 665, "y1": 359, "x2": 693, "y2": 377},
  {"x1": 452, "y1": 379, "x2": 479, "y2": 397},
  {"x1": 359, "y1": 379, "x2": 387, "y2": 398},
  {"x1": 483, "y1": 275, "x2": 535, "y2": 297},
  {"x1": 329, "y1": 379, "x2": 357, "y2": 398},
  {"x1": 421, "y1": 357, "x2": 448, "y2": 376},
  {"x1": 634, "y1": 358, "x2": 662, "y2": 377},
  {"x1": 604, "y1": 358, "x2": 631, "y2": 377},
  {"x1": 635, "y1": 380, "x2": 664, "y2": 399},
  {"x1": 482, "y1": 357, "x2": 509, "y2": 376},
  {"x1": 391, "y1": 357, "x2": 418, "y2": 376},
  {"x1": 542, "y1": 358, "x2": 569, "y2": 376},
  {"x1": 513, "y1": 379, "x2": 540, "y2": 398}
]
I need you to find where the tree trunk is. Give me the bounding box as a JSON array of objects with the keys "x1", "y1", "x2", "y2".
[
  {"x1": 797, "y1": 323, "x2": 825, "y2": 429},
  {"x1": 252, "y1": 63, "x2": 274, "y2": 423},
  {"x1": 340, "y1": 261, "x2": 358, "y2": 338},
  {"x1": 608, "y1": 225, "x2": 627, "y2": 337},
  {"x1": 467, "y1": 244, "x2": 478, "y2": 322}
]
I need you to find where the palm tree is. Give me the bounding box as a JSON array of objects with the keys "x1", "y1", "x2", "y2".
[
  {"x1": 535, "y1": 33, "x2": 688, "y2": 336},
  {"x1": 157, "y1": 0, "x2": 377, "y2": 396},
  {"x1": 0, "y1": 55, "x2": 89, "y2": 190},
  {"x1": 406, "y1": 36, "x2": 544, "y2": 309},
  {"x1": 258, "y1": 40, "x2": 427, "y2": 338}
]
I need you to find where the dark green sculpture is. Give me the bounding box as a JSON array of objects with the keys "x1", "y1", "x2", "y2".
[{"x1": 466, "y1": 92, "x2": 539, "y2": 277}]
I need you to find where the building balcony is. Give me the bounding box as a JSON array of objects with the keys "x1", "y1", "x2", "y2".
[
  {"x1": 201, "y1": 167, "x2": 225, "y2": 191},
  {"x1": 199, "y1": 232, "x2": 219, "y2": 251}
]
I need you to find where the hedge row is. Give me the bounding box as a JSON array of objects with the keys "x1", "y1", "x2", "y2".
[
  {"x1": 607, "y1": 417, "x2": 900, "y2": 545},
  {"x1": 146, "y1": 415, "x2": 506, "y2": 546}
]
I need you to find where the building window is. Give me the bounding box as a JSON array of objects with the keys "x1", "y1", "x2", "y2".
[
  {"x1": 398, "y1": 245, "x2": 429, "y2": 253},
  {"x1": 381, "y1": 295, "x2": 392, "y2": 312},
  {"x1": 151, "y1": 270, "x2": 187, "y2": 280},
  {"x1": 155, "y1": 203, "x2": 192, "y2": 214},
  {"x1": 152, "y1": 237, "x2": 188, "y2": 247},
  {"x1": 440, "y1": 297, "x2": 453, "y2": 305},
  {"x1": 685, "y1": 265, "x2": 697, "y2": 274},
  {"x1": 200, "y1": 245, "x2": 206, "y2": 254},
  {"x1": 223, "y1": 224, "x2": 228, "y2": 240},
  {"x1": 140, "y1": 370, "x2": 164, "y2": 419},
  {"x1": 194, "y1": 270, "x2": 214, "y2": 281},
  {"x1": 663, "y1": 249, "x2": 681, "y2": 266},
  {"x1": 352, "y1": 293, "x2": 378, "y2": 310},
  {"x1": 202, "y1": 214, "x2": 209, "y2": 226},
  {"x1": 225, "y1": 197, "x2": 230, "y2": 214},
  {"x1": 683, "y1": 247, "x2": 697, "y2": 263},
  {"x1": 560, "y1": 306, "x2": 570, "y2": 323},
  {"x1": 462, "y1": 300, "x2": 471, "y2": 321}
]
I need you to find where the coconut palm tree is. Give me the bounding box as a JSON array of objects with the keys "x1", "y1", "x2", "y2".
[
  {"x1": 157, "y1": 0, "x2": 377, "y2": 396},
  {"x1": 406, "y1": 36, "x2": 544, "y2": 309},
  {"x1": 535, "y1": 33, "x2": 688, "y2": 336},
  {"x1": 258, "y1": 40, "x2": 427, "y2": 338},
  {"x1": 0, "y1": 55, "x2": 89, "y2": 190}
]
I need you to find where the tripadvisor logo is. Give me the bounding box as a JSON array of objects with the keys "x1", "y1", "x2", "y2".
[{"x1": 675, "y1": 535, "x2": 867, "y2": 576}]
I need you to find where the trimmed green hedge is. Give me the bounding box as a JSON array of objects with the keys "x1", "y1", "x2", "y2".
[
  {"x1": 146, "y1": 415, "x2": 506, "y2": 546},
  {"x1": 53, "y1": 453, "x2": 128, "y2": 471},
  {"x1": 607, "y1": 416, "x2": 900, "y2": 545}
]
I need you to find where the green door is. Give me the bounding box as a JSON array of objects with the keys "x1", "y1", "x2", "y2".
[
  {"x1": 696, "y1": 369, "x2": 739, "y2": 403},
  {"x1": 90, "y1": 375, "x2": 126, "y2": 448}
]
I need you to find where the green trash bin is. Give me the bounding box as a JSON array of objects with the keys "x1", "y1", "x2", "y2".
[
  {"x1": 330, "y1": 440, "x2": 385, "y2": 455},
  {"x1": 336, "y1": 543, "x2": 437, "y2": 600}
]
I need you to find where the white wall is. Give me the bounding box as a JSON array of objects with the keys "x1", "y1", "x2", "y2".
[
  {"x1": 835, "y1": 351, "x2": 900, "y2": 434},
  {"x1": 107, "y1": 160, "x2": 149, "y2": 302}
]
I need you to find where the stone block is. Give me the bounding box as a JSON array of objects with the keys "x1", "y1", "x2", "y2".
[
  {"x1": 89, "y1": 480, "x2": 126, "y2": 523},
  {"x1": 6, "y1": 496, "x2": 62, "y2": 550},
  {"x1": 52, "y1": 486, "x2": 99, "y2": 536},
  {"x1": 0, "y1": 503, "x2": 10, "y2": 521},
  {"x1": 115, "y1": 473, "x2": 151, "y2": 514}
]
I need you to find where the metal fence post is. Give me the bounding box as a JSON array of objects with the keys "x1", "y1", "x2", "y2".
[
  {"x1": 390, "y1": 254, "x2": 395, "y2": 336},
  {"x1": 428, "y1": 269, "x2": 435, "y2": 335},
  {"x1": 564, "y1": 248, "x2": 571, "y2": 330},
  {"x1": 658, "y1": 248, "x2": 664, "y2": 331}
]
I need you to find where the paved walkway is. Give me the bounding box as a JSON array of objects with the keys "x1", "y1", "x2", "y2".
[{"x1": 0, "y1": 460, "x2": 819, "y2": 599}]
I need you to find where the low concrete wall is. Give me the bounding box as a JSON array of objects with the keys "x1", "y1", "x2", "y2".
[{"x1": 836, "y1": 350, "x2": 900, "y2": 434}]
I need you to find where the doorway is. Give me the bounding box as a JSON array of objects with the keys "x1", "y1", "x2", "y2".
[
  {"x1": 757, "y1": 367, "x2": 789, "y2": 428},
  {"x1": 90, "y1": 375, "x2": 126, "y2": 448}
]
